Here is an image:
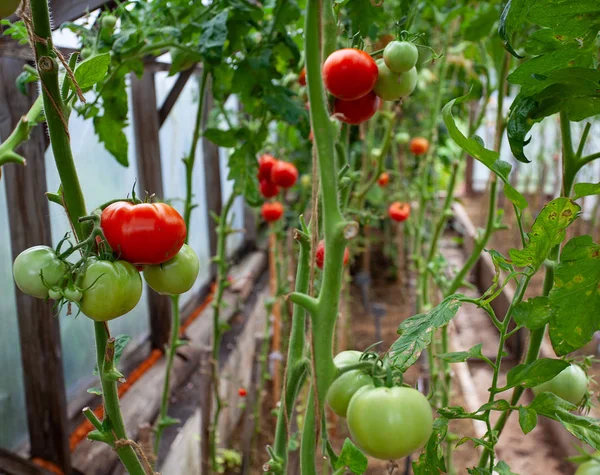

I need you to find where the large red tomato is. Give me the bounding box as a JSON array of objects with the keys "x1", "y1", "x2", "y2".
[
  {"x1": 388, "y1": 201, "x2": 410, "y2": 222},
  {"x1": 333, "y1": 92, "x2": 380, "y2": 125},
  {"x1": 322, "y1": 48, "x2": 378, "y2": 100},
  {"x1": 101, "y1": 201, "x2": 186, "y2": 265}
]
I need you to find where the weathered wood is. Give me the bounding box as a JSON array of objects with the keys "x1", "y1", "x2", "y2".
[
  {"x1": 130, "y1": 71, "x2": 172, "y2": 351},
  {"x1": 160, "y1": 409, "x2": 202, "y2": 474},
  {"x1": 0, "y1": 57, "x2": 72, "y2": 474},
  {"x1": 50, "y1": 0, "x2": 115, "y2": 26},
  {"x1": 0, "y1": 449, "x2": 58, "y2": 475},
  {"x1": 201, "y1": 77, "x2": 223, "y2": 279},
  {"x1": 158, "y1": 68, "x2": 195, "y2": 127},
  {"x1": 228, "y1": 251, "x2": 268, "y2": 300}
]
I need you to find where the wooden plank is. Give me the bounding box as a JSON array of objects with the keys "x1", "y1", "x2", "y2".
[
  {"x1": 158, "y1": 68, "x2": 195, "y2": 127},
  {"x1": 201, "y1": 77, "x2": 223, "y2": 279},
  {"x1": 50, "y1": 0, "x2": 115, "y2": 26},
  {"x1": 0, "y1": 57, "x2": 72, "y2": 475},
  {"x1": 0, "y1": 449, "x2": 56, "y2": 475},
  {"x1": 130, "y1": 71, "x2": 172, "y2": 351}
]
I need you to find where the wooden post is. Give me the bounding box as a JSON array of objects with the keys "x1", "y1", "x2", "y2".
[
  {"x1": 0, "y1": 57, "x2": 72, "y2": 474},
  {"x1": 130, "y1": 71, "x2": 172, "y2": 351},
  {"x1": 201, "y1": 78, "x2": 223, "y2": 279}
]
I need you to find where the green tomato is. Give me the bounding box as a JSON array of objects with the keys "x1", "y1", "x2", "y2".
[
  {"x1": 13, "y1": 246, "x2": 68, "y2": 299},
  {"x1": 80, "y1": 47, "x2": 93, "y2": 60},
  {"x1": 383, "y1": 41, "x2": 419, "y2": 73},
  {"x1": 49, "y1": 288, "x2": 62, "y2": 300},
  {"x1": 373, "y1": 59, "x2": 418, "y2": 101},
  {"x1": 326, "y1": 351, "x2": 373, "y2": 418},
  {"x1": 143, "y1": 244, "x2": 200, "y2": 296},
  {"x1": 300, "y1": 175, "x2": 312, "y2": 188},
  {"x1": 64, "y1": 287, "x2": 83, "y2": 302},
  {"x1": 80, "y1": 260, "x2": 142, "y2": 321},
  {"x1": 532, "y1": 363, "x2": 588, "y2": 405},
  {"x1": 101, "y1": 14, "x2": 117, "y2": 31},
  {"x1": 0, "y1": 0, "x2": 20, "y2": 18},
  {"x1": 346, "y1": 386, "x2": 433, "y2": 460},
  {"x1": 395, "y1": 131, "x2": 410, "y2": 144},
  {"x1": 576, "y1": 452, "x2": 600, "y2": 475}
]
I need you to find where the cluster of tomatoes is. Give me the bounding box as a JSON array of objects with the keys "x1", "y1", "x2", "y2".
[
  {"x1": 258, "y1": 154, "x2": 299, "y2": 223},
  {"x1": 326, "y1": 350, "x2": 433, "y2": 460},
  {"x1": 320, "y1": 40, "x2": 419, "y2": 125},
  {"x1": 13, "y1": 201, "x2": 200, "y2": 322}
]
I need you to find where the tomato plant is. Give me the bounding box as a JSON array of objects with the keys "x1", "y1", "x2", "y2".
[
  {"x1": 322, "y1": 48, "x2": 378, "y2": 100},
  {"x1": 333, "y1": 91, "x2": 380, "y2": 125},
  {"x1": 532, "y1": 363, "x2": 588, "y2": 406},
  {"x1": 143, "y1": 244, "x2": 200, "y2": 296},
  {"x1": 101, "y1": 201, "x2": 186, "y2": 265},
  {"x1": 383, "y1": 40, "x2": 419, "y2": 73},
  {"x1": 270, "y1": 161, "x2": 298, "y2": 188},
  {"x1": 373, "y1": 59, "x2": 418, "y2": 101},
  {"x1": 326, "y1": 351, "x2": 373, "y2": 418},
  {"x1": 13, "y1": 246, "x2": 68, "y2": 299},
  {"x1": 261, "y1": 202, "x2": 284, "y2": 223},
  {"x1": 388, "y1": 201, "x2": 410, "y2": 222}
]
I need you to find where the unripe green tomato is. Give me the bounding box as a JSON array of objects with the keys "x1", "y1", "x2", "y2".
[
  {"x1": 0, "y1": 0, "x2": 20, "y2": 18},
  {"x1": 80, "y1": 47, "x2": 93, "y2": 60},
  {"x1": 49, "y1": 288, "x2": 62, "y2": 300},
  {"x1": 300, "y1": 175, "x2": 311, "y2": 188},
  {"x1": 575, "y1": 452, "x2": 600, "y2": 475},
  {"x1": 395, "y1": 131, "x2": 410, "y2": 144},
  {"x1": 383, "y1": 41, "x2": 419, "y2": 73},
  {"x1": 326, "y1": 351, "x2": 373, "y2": 418},
  {"x1": 373, "y1": 59, "x2": 418, "y2": 101},
  {"x1": 101, "y1": 14, "x2": 117, "y2": 31},
  {"x1": 64, "y1": 287, "x2": 83, "y2": 302},
  {"x1": 143, "y1": 244, "x2": 200, "y2": 296},
  {"x1": 13, "y1": 246, "x2": 68, "y2": 299},
  {"x1": 532, "y1": 364, "x2": 588, "y2": 405}
]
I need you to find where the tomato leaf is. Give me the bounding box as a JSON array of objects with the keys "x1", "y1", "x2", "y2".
[
  {"x1": 87, "y1": 387, "x2": 103, "y2": 396},
  {"x1": 509, "y1": 197, "x2": 580, "y2": 269},
  {"x1": 494, "y1": 461, "x2": 518, "y2": 475},
  {"x1": 228, "y1": 144, "x2": 261, "y2": 207},
  {"x1": 518, "y1": 406, "x2": 538, "y2": 434},
  {"x1": 335, "y1": 438, "x2": 367, "y2": 475},
  {"x1": 93, "y1": 115, "x2": 129, "y2": 167},
  {"x1": 199, "y1": 11, "x2": 229, "y2": 64},
  {"x1": 74, "y1": 53, "x2": 111, "y2": 92},
  {"x1": 392, "y1": 295, "x2": 465, "y2": 371},
  {"x1": 263, "y1": 85, "x2": 307, "y2": 125},
  {"x1": 512, "y1": 296, "x2": 551, "y2": 330},
  {"x1": 549, "y1": 235, "x2": 600, "y2": 355},
  {"x1": 478, "y1": 399, "x2": 511, "y2": 412},
  {"x1": 528, "y1": 392, "x2": 600, "y2": 450},
  {"x1": 501, "y1": 358, "x2": 569, "y2": 391},
  {"x1": 442, "y1": 91, "x2": 527, "y2": 209},
  {"x1": 436, "y1": 343, "x2": 484, "y2": 363},
  {"x1": 113, "y1": 334, "x2": 132, "y2": 368},
  {"x1": 574, "y1": 182, "x2": 600, "y2": 200},
  {"x1": 412, "y1": 418, "x2": 448, "y2": 475},
  {"x1": 203, "y1": 128, "x2": 238, "y2": 148}
]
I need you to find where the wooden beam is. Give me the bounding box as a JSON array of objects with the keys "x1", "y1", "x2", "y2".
[
  {"x1": 201, "y1": 77, "x2": 223, "y2": 279},
  {"x1": 0, "y1": 57, "x2": 72, "y2": 474},
  {"x1": 50, "y1": 0, "x2": 115, "y2": 26},
  {"x1": 158, "y1": 68, "x2": 195, "y2": 127},
  {"x1": 130, "y1": 71, "x2": 172, "y2": 350},
  {"x1": 0, "y1": 448, "x2": 58, "y2": 475}
]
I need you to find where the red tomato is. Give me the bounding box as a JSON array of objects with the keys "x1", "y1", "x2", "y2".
[
  {"x1": 299, "y1": 68, "x2": 307, "y2": 86},
  {"x1": 322, "y1": 48, "x2": 378, "y2": 100},
  {"x1": 259, "y1": 179, "x2": 280, "y2": 198},
  {"x1": 333, "y1": 92, "x2": 380, "y2": 125},
  {"x1": 261, "y1": 202, "x2": 284, "y2": 222},
  {"x1": 409, "y1": 137, "x2": 429, "y2": 156},
  {"x1": 378, "y1": 172, "x2": 389, "y2": 187},
  {"x1": 388, "y1": 201, "x2": 410, "y2": 222},
  {"x1": 101, "y1": 202, "x2": 186, "y2": 265},
  {"x1": 270, "y1": 161, "x2": 298, "y2": 188},
  {"x1": 315, "y1": 240, "x2": 350, "y2": 269},
  {"x1": 238, "y1": 387, "x2": 248, "y2": 397},
  {"x1": 257, "y1": 154, "x2": 278, "y2": 181}
]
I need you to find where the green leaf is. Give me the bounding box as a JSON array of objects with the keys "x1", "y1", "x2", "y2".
[
  {"x1": 442, "y1": 91, "x2": 527, "y2": 209},
  {"x1": 74, "y1": 53, "x2": 111, "y2": 91},
  {"x1": 529, "y1": 392, "x2": 600, "y2": 450},
  {"x1": 87, "y1": 387, "x2": 103, "y2": 396},
  {"x1": 574, "y1": 182, "x2": 600, "y2": 200},
  {"x1": 412, "y1": 418, "x2": 448, "y2": 475},
  {"x1": 512, "y1": 296, "x2": 551, "y2": 330},
  {"x1": 392, "y1": 295, "x2": 464, "y2": 371},
  {"x1": 203, "y1": 128, "x2": 238, "y2": 148},
  {"x1": 468, "y1": 468, "x2": 492, "y2": 475},
  {"x1": 487, "y1": 249, "x2": 514, "y2": 273},
  {"x1": 114, "y1": 334, "x2": 132, "y2": 368},
  {"x1": 462, "y1": 3, "x2": 500, "y2": 42},
  {"x1": 263, "y1": 85, "x2": 307, "y2": 125},
  {"x1": 478, "y1": 399, "x2": 511, "y2": 412},
  {"x1": 157, "y1": 416, "x2": 180, "y2": 429},
  {"x1": 227, "y1": 144, "x2": 260, "y2": 206},
  {"x1": 518, "y1": 406, "x2": 538, "y2": 434},
  {"x1": 94, "y1": 115, "x2": 129, "y2": 167},
  {"x1": 437, "y1": 343, "x2": 484, "y2": 363},
  {"x1": 502, "y1": 358, "x2": 569, "y2": 391},
  {"x1": 437, "y1": 406, "x2": 472, "y2": 420},
  {"x1": 335, "y1": 438, "x2": 367, "y2": 475},
  {"x1": 199, "y1": 11, "x2": 229, "y2": 64},
  {"x1": 16, "y1": 69, "x2": 38, "y2": 95},
  {"x1": 509, "y1": 198, "x2": 580, "y2": 269},
  {"x1": 494, "y1": 461, "x2": 518, "y2": 475},
  {"x1": 549, "y1": 235, "x2": 600, "y2": 355}
]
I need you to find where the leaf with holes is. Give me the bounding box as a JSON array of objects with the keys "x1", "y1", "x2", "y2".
[{"x1": 412, "y1": 418, "x2": 448, "y2": 475}]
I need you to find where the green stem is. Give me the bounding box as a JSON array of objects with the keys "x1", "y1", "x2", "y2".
[
  {"x1": 300, "y1": 388, "x2": 317, "y2": 475},
  {"x1": 209, "y1": 192, "x2": 237, "y2": 472},
  {"x1": 30, "y1": 1, "x2": 143, "y2": 473},
  {"x1": 0, "y1": 95, "x2": 43, "y2": 167}
]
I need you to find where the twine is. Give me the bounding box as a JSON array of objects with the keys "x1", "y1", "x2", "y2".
[{"x1": 114, "y1": 438, "x2": 160, "y2": 475}]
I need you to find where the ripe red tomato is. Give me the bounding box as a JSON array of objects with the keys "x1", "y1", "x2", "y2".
[
  {"x1": 261, "y1": 202, "x2": 284, "y2": 222},
  {"x1": 238, "y1": 388, "x2": 248, "y2": 397},
  {"x1": 270, "y1": 161, "x2": 298, "y2": 188},
  {"x1": 378, "y1": 172, "x2": 389, "y2": 187},
  {"x1": 101, "y1": 202, "x2": 186, "y2": 265},
  {"x1": 257, "y1": 154, "x2": 278, "y2": 181},
  {"x1": 322, "y1": 48, "x2": 378, "y2": 100},
  {"x1": 388, "y1": 202, "x2": 410, "y2": 222},
  {"x1": 333, "y1": 92, "x2": 380, "y2": 125},
  {"x1": 409, "y1": 137, "x2": 429, "y2": 156},
  {"x1": 259, "y1": 179, "x2": 280, "y2": 198},
  {"x1": 315, "y1": 240, "x2": 350, "y2": 269},
  {"x1": 298, "y1": 68, "x2": 306, "y2": 86}
]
